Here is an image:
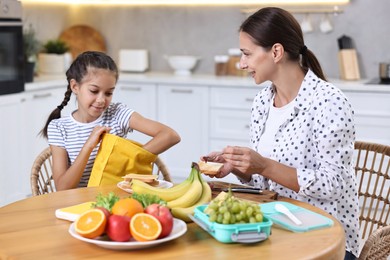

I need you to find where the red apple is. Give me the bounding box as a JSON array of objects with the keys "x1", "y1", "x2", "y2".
[
  {"x1": 95, "y1": 206, "x2": 111, "y2": 220},
  {"x1": 106, "y1": 215, "x2": 132, "y2": 242},
  {"x1": 145, "y1": 204, "x2": 173, "y2": 238}
]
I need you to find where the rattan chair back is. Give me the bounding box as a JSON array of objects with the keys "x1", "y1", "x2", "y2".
[
  {"x1": 354, "y1": 141, "x2": 390, "y2": 241},
  {"x1": 30, "y1": 147, "x2": 55, "y2": 196},
  {"x1": 30, "y1": 147, "x2": 172, "y2": 196},
  {"x1": 358, "y1": 225, "x2": 390, "y2": 260}
]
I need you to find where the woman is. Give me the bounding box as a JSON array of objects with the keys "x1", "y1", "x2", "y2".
[
  {"x1": 202, "y1": 7, "x2": 359, "y2": 259},
  {"x1": 41, "y1": 51, "x2": 180, "y2": 190}
]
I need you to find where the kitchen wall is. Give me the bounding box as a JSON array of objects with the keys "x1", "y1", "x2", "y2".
[{"x1": 22, "y1": 0, "x2": 390, "y2": 80}]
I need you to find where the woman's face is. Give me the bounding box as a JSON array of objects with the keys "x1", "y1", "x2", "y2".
[
  {"x1": 239, "y1": 31, "x2": 275, "y2": 84},
  {"x1": 71, "y1": 68, "x2": 116, "y2": 123}
]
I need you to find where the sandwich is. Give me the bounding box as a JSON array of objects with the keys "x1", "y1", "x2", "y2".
[
  {"x1": 198, "y1": 161, "x2": 224, "y2": 175},
  {"x1": 122, "y1": 174, "x2": 159, "y2": 186}
]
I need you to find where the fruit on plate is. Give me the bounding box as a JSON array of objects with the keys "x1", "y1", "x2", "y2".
[
  {"x1": 111, "y1": 198, "x2": 143, "y2": 218},
  {"x1": 130, "y1": 213, "x2": 162, "y2": 242},
  {"x1": 144, "y1": 204, "x2": 173, "y2": 238},
  {"x1": 74, "y1": 209, "x2": 107, "y2": 239},
  {"x1": 130, "y1": 162, "x2": 212, "y2": 222},
  {"x1": 106, "y1": 214, "x2": 132, "y2": 242},
  {"x1": 95, "y1": 206, "x2": 111, "y2": 219}
]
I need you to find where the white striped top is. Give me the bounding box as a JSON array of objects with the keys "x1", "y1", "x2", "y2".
[{"x1": 48, "y1": 102, "x2": 134, "y2": 187}]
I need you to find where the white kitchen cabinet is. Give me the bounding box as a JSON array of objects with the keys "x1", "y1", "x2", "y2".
[
  {"x1": 157, "y1": 84, "x2": 209, "y2": 182},
  {"x1": 114, "y1": 82, "x2": 157, "y2": 144},
  {"x1": 207, "y1": 86, "x2": 261, "y2": 184},
  {"x1": 0, "y1": 93, "x2": 24, "y2": 206},
  {"x1": 342, "y1": 90, "x2": 390, "y2": 146}
]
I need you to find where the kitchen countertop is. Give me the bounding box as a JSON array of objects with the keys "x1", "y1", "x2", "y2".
[{"x1": 25, "y1": 72, "x2": 390, "y2": 93}]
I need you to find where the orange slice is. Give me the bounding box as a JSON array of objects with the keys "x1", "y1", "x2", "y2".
[
  {"x1": 130, "y1": 213, "x2": 162, "y2": 242},
  {"x1": 74, "y1": 209, "x2": 107, "y2": 239},
  {"x1": 111, "y1": 198, "x2": 143, "y2": 218}
]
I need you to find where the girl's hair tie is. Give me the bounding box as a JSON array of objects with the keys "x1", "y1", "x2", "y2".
[{"x1": 300, "y1": 45, "x2": 308, "y2": 55}]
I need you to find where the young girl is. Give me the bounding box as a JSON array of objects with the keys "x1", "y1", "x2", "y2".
[
  {"x1": 202, "y1": 7, "x2": 359, "y2": 259},
  {"x1": 41, "y1": 51, "x2": 180, "y2": 191}
]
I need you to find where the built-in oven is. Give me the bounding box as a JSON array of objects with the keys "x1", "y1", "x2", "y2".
[{"x1": 0, "y1": 0, "x2": 24, "y2": 95}]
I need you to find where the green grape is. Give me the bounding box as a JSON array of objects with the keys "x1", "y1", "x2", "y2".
[
  {"x1": 209, "y1": 213, "x2": 217, "y2": 222},
  {"x1": 235, "y1": 213, "x2": 242, "y2": 222},
  {"x1": 217, "y1": 213, "x2": 223, "y2": 223},
  {"x1": 219, "y1": 205, "x2": 227, "y2": 214},
  {"x1": 246, "y1": 206, "x2": 253, "y2": 217},
  {"x1": 231, "y1": 202, "x2": 240, "y2": 213},
  {"x1": 208, "y1": 201, "x2": 219, "y2": 210},
  {"x1": 222, "y1": 219, "x2": 230, "y2": 225},
  {"x1": 224, "y1": 211, "x2": 231, "y2": 222},
  {"x1": 230, "y1": 214, "x2": 236, "y2": 224},
  {"x1": 239, "y1": 202, "x2": 248, "y2": 212},
  {"x1": 255, "y1": 213, "x2": 263, "y2": 222},
  {"x1": 249, "y1": 217, "x2": 256, "y2": 223}
]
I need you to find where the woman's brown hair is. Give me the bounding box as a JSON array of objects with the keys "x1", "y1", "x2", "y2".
[
  {"x1": 240, "y1": 7, "x2": 326, "y2": 81},
  {"x1": 40, "y1": 51, "x2": 118, "y2": 138}
]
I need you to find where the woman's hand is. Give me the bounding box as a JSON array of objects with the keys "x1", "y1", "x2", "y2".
[
  {"x1": 222, "y1": 146, "x2": 267, "y2": 175},
  {"x1": 199, "y1": 152, "x2": 234, "y2": 178},
  {"x1": 84, "y1": 126, "x2": 111, "y2": 151}
]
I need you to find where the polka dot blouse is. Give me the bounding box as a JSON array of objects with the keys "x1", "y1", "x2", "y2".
[{"x1": 246, "y1": 70, "x2": 360, "y2": 257}]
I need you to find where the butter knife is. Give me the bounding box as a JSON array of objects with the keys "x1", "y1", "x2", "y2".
[{"x1": 212, "y1": 187, "x2": 263, "y2": 194}]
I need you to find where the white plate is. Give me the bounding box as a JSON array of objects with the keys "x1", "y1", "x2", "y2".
[
  {"x1": 68, "y1": 218, "x2": 187, "y2": 250},
  {"x1": 117, "y1": 180, "x2": 173, "y2": 193}
]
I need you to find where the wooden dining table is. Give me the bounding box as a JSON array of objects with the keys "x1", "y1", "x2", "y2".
[{"x1": 0, "y1": 183, "x2": 345, "y2": 259}]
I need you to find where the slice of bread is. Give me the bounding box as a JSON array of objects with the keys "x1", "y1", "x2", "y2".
[
  {"x1": 198, "y1": 161, "x2": 224, "y2": 175},
  {"x1": 122, "y1": 174, "x2": 159, "y2": 186}
]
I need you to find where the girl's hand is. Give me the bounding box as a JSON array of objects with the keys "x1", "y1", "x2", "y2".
[{"x1": 84, "y1": 126, "x2": 111, "y2": 150}]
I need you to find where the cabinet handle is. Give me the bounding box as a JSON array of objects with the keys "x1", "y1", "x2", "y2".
[
  {"x1": 245, "y1": 124, "x2": 250, "y2": 129},
  {"x1": 171, "y1": 89, "x2": 193, "y2": 94},
  {"x1": 245, "y1": 98, "x2": 253, "y2": 102},
  {"x1": 33, "y1": 93, "x2": 52, "y2": 99},
  {"x1": 122, "y1": 86, "x2": 142, "y2": 91}
]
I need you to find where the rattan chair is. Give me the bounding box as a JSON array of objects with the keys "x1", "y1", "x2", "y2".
[
  {"x1": 354, "y1": 141, "x2": 390, "y2": 258},
  {"x1": 30, "y1": 147, "x2": 172, "y2": 196},
  {"x1": 358, "y1": 225, "x2": 390, "y2": 260},
  {"x1": 31, "y1": 147, "x2": 55, "y2": 196}
]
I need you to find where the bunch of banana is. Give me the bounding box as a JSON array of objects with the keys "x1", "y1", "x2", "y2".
[{"x1": 130, "y1": 162, "x2": 212, "y2": 222}]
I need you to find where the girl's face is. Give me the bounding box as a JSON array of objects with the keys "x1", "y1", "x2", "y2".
[
  {"x1": 71, "y1": 68, "x2": 116, "y2": 123},
  {"x1": 239, "y1": 31, "x2": 275, "y2": 84}
]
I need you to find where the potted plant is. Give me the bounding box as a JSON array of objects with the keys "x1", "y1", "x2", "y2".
[
  {"x1": 23, "y1": 24, "x2": 41, "y2": 82},
  {"x1": 38, "y1": 39, "x2": 70, "y2": 74}
]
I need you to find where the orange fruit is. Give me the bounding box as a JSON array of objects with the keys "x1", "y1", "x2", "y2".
[
  {"x1": 74, "y1": 209, "x2": 107, "y2": 239},
  {"x1": 111, "y1": 198, "x2": 143, "y2": 218},
  {"x1": 130, "y1": 213, "x2": 162, "y2": 242}
]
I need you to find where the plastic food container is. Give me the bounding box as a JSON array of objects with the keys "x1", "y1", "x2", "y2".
[{"x1": 190, "y1": 205, "x2": 272, "y2": 244}]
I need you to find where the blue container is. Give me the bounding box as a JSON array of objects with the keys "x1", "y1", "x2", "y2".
[{"x1": 191, "y1": 205, "x2": 272, "y2": 244}]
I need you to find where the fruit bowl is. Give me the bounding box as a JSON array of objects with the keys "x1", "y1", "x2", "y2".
[{"x1": 165, "y1": 55, "x2": 201, "y2": 76}]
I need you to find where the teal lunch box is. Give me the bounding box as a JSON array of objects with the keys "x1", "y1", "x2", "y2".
[{"x1": 190, "y1": 205, "x2": 272, "y2": 244}]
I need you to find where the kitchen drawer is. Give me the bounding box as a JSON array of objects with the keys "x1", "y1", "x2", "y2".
[
  {"x1": 210, "y1": 87, "x2": 260, "y2": 109},
  {"x1": 344, "y1": 91, "x2": 390, "y2": 113},
  {"x1": 210, "y1": 109, "x2": 251, "y2": 140},
  {"x1": 354, "y1": 114, "x2": 390, "y2": 145}
]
